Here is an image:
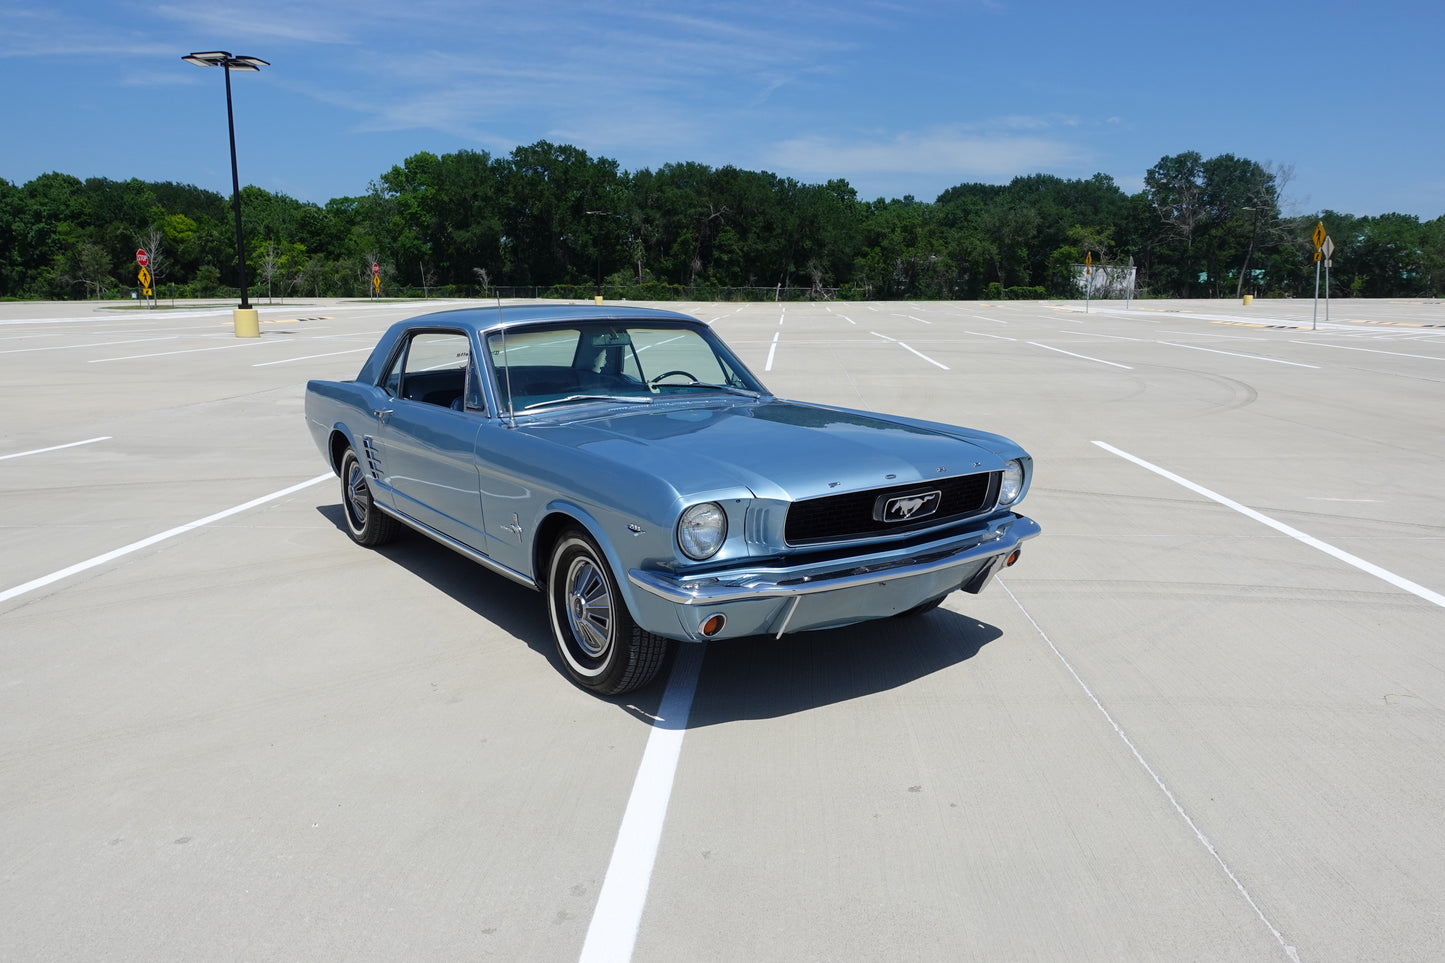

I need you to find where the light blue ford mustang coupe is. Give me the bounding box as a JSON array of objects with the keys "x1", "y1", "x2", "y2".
[{"x1": 305, "y1": 304, "x2": 1039, "y2": 695}]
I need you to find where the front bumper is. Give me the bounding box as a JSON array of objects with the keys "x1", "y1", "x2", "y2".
[{"x1": 626, "y1": 513, "x2": 1039, "y2": 641}]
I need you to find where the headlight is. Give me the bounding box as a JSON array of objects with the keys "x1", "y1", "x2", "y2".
[
  {"x1": 998, "y1": 459, "x2": 1025, "y2": 506},
  {"x1": 678, "y1": 502, "x2": 728, "y2": 560}
]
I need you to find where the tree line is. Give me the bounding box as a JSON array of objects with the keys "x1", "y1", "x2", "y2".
[{"x1": 2, "y1": 141, "x2": 1441, "y2": 302}]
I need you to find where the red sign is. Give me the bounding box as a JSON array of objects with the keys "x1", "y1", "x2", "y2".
[
  {"x1": 372, "y1": 262, "x2": 380, "y2": 274},
  {"x1": 136, "y1": 249, "x2": 149, "y2": 266}
]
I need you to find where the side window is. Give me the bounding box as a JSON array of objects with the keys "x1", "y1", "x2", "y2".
[
  {"x1": 464, "y1": 355, "x2": 487, "y2": 413},
  {"x1": 390, "y1": 331, "x2": 473, "y2": 409},
  {"x1": 381, "y1": 341, "x2": 407, "y2": 397}
]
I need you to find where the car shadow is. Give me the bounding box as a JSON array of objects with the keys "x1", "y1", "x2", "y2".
[
  {"x1": 316, "y1": 503, "x2": 555, "y2": 649},
  {"x1": 680, "y1": 613, "x2": 1001, "y2": 727},
  {"x1": 317, "y1": 505, "x2": 1002, "y2": 725}
]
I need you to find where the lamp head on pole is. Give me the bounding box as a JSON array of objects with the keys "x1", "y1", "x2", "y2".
[{"x1": 183, "y1": 51, "x2": 269, "y2": 71}]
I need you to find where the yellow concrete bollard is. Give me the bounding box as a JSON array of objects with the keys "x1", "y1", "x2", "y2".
[
  {"x1": 1242, "y1": 294, "x2": 1253, "y2": 306},
  {"x1": 233, "y1": 307, "x2": 260, "y2": 337}
]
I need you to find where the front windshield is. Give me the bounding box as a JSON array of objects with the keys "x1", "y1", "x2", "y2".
[{"x1": 486, "y1": 321, "x2": 765, "y2": 413}]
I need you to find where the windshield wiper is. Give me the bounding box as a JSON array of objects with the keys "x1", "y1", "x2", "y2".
[{"x1": 521, "y1": 394, "x2": 654, "y2": 411}]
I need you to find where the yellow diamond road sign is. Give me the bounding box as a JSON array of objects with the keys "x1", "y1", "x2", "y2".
[
  {"x1": 138, "y1": 266, "x2": 152, "y2": 287},
  {"x1": 1312, "y1": 221, "x2": 1326, "y2": 250}
]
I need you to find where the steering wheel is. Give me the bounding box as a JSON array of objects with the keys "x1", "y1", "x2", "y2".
[{"x1": 648, "y1": 369, "x2": 699, "y2": 387}]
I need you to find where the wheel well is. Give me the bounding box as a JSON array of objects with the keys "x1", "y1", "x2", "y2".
[
  {"x1": 534, "y1": 512, "x2": 585, "y2": 584},
  {"x1": 328, "y1": 430, "x2": 351, "y2": 474}
]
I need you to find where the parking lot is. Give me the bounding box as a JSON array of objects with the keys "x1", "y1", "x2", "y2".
[{"x1": 3, "y1": 294, "x2": 1443, "y2": 961}]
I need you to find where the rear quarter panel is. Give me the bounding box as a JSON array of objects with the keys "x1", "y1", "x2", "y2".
[{"x1": 305, "y1": 379, "x2": 381, "y2": 472}]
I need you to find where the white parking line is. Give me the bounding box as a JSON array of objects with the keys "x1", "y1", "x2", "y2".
[
  {"x1": 253, "y1": 347, "x2": 372, "y2": 367},
  {"x1": 899, "y1": 342, "x2": 948, "y2": 369},
  {"x1": 1288, "y1": 341, "x2": 1445, "y2": 362},
  {"x1": 1028, "y1": 342, "x2": 1133, "y2": 370},
  {"x1": 1069, "y1": 331, "x2": 1148, "y2": 342},
  {"x1": 0, "y1": 436, "x2": 111, "y2": 462},
  {"x1": 1158, "y1": 342, "x2": 1319, "y2": 368},
  {"x1": 1094, "y1": 441, "x2": 1445, "y2": 609},
  {"x1": 0, "y1": 474, "x2": 332, "y2": 605},
  {"x1": 870, "y1": 332, "x2": 948, "y2": 369},
  {"x1": 0, "y1": 336, "x2": 179, "y2": 355},
  {"x1": 579, "y1": 644, "x2": 704, "y2": 963},
  {"x1": 90, "y1": 341, "x2": 280, "y2": 363},
  {"x1": 766, "y1": 332, "x2": 780, "y2": 371}
]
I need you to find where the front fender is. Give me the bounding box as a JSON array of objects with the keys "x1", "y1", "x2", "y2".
[{"x1": 535, "y1": 498, "x2": 660, "y2": 627}]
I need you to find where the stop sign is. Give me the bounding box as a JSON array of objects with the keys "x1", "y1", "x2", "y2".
[
  {"x1": 136, "y1": 249, "x2": 149, "y2": 266},
  {"x1": 372, "y1": 262, "x2": 380, "y2": 274}
]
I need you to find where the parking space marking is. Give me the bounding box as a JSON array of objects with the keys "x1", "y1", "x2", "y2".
[
  {"x1": 0, "y1": 336, "x2": 179, "y2": 355},
  {"x1": 0, "y1": 436, "x2": 111, "y2": 462},
  {"x1": 1062, "y1": 331, "x2": 1147, "y2": 342},
  {"x1": 870, "y1": 332, "x2": 948, "y2": 369},
  {"x1": 1095, "y1": 441, "x2": 1445, "y2": 609},
  {"x1": 1158, "y1": 342, "x2": 1319, "y2": 368},
  {"x1": 1027, "y1": 341, "x2": 1133, "y2": 370},
  {"x1": 1001, "y1": 581, "x2": 1301, "y2": 963},
  {"x1": 89, "y1": 341, "x2": 282, "y2": 363},
  {"x1": 1288, "y1": 341, "x2": 1445, "y2": 362},
  {"x1": 0, "y1": 473, "x2": 332, "y2": 606},
  {"x1": 253, "y1": 347, "x2": 372, "y2": 367},
  {"x1": 579, "y1": 643, "x2": 704, "y2": 963}
]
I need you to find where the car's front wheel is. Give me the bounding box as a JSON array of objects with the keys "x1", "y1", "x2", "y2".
[
  {"x1": 340, "y1": 447, "x2": 400, "y2": 547},
  {"x1": 548, "y1": 528, "x2": 669, "y2": 695}
]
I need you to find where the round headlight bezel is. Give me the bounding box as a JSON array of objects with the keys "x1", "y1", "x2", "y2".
[
  {"x1": 998, "y1": 459, "x2": 1025, "y2": 506},
  {"x1": 677, "y1": 501, "x2": 728, "y2": 560}
]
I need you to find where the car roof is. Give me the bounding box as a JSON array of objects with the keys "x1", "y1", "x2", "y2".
[
  {"x1": 395, "y1": 303, "x2": 701, "y2": 335},
  {"x1": 355, "y1": 304, "x2": 712, "y2": 386}
]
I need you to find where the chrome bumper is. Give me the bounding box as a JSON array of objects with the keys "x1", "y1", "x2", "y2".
[{"x1": 628, "y1": 514, "x2": 1040, "y2": 609}]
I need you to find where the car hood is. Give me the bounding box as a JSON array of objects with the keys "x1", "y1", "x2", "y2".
[{"x1": 521, "y1": 398, "x2": 1006, "y2": 501}]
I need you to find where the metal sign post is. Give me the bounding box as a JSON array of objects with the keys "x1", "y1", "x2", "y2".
[
  {"x1": 1322, "y1": 235, "x2": 1335, "y2": 323},
  {"x1": 1084, "y1": 252, "x2": 1092, "y2": 314}
]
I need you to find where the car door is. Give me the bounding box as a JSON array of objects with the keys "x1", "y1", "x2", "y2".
[{"x1": 372, "y1": 329, "x2": 488, "y2": 549}]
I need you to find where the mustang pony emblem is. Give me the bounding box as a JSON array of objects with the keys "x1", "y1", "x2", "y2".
[{"x1": 878, "y1": 490, "x2": 943, "y2": 523}]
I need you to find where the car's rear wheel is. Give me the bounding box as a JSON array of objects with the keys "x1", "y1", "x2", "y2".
[
  {"x1": 340, "y1": 447, "x2": 399, "y2": 546},
  {"x1": 548, "y1": 528, "x2": 669, "y2": 695}
]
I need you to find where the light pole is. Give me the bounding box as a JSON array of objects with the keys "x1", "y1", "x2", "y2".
[
  {"x1": 183, "y1": 51, "x2": 268, "y2": 336},
  {"x1": 1237, "y1": 205, "x2": 1264, "y2": 302},
  {"x1": 585, "y1": 210, "x2": 609, "y2": 300}
]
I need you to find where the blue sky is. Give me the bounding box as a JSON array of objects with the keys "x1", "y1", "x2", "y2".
[{"x1": 4, "y1": 0, "x2": 1441, "y2": 219}]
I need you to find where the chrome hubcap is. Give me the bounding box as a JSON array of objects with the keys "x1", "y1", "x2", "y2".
[
  {"x1": 346, "y1": 463, "x2": 370, "y2": 526},
  {"x1": 564, "y1": 557, "x2": 612, "y2": 658}
]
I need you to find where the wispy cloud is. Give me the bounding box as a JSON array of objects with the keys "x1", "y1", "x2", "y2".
[
  {"x1": 148, "y1": 2, "x2": 364, "y2": 45},
  {"x1": 767, "y1": 125, "x2": 1087, "y2": 181}
]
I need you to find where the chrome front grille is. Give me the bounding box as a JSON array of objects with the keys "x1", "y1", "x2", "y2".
[{"x1": 784, "y1": 472, "x2": 999, "y2": 545}]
